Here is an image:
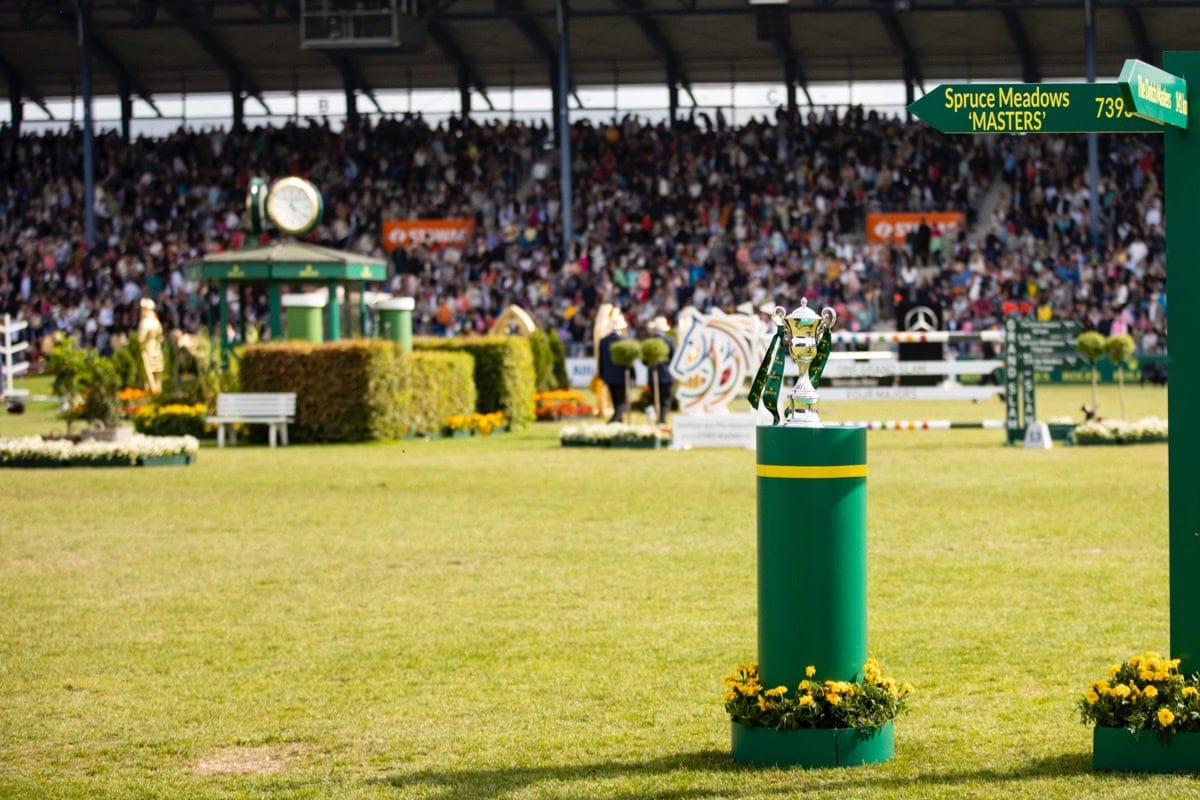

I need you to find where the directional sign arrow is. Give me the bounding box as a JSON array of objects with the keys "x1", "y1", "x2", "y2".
[
  {"x1": 1119, "y1": 59, "x2": 1189, "y2": 129},
  {"x1": 908, "y1": 83, "x2": 1163, "y2": 134}
]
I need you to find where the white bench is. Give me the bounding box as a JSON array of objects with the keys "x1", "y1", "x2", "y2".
[{"x1": 206, "y1": 392, "x2": 296, "y2": 448}]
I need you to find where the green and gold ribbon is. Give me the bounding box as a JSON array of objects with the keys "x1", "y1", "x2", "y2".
[
  {"x1": 748, "y1": 324, "x2": 789, "y2": 424},
  {"x1": 810, "y1": 327, "x2": 832, "y2": 390}
]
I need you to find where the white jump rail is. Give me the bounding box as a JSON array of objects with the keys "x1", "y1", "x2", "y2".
[
  {"x1": 1, "y1": 313, "x2": 30, "y2": 399},
  {"x1": 206, "y1": 392, "x2": 296, "y2": 448}
]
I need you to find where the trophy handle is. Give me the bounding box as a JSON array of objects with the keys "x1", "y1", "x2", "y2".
[
  {"x1": 819, "y1": 306, "x2": 837, "y2": 335},
  {"x1": 772, "y1": 306, "x2": 786, "y2": 326}
]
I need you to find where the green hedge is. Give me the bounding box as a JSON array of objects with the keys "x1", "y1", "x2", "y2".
[
  {"x1": 240, "y1": 340, "x2": 476, "y2": 442},
  {"x1": 414, "y1": 335, "x2": 536, "y2": 428}
]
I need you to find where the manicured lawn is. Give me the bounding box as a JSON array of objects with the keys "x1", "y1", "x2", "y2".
[{"x1": 0, "y1": 380, "x2": 1178, "y2": 798}]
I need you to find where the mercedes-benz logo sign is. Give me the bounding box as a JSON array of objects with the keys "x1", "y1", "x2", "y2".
[{"x1": 904, "y1": 306, "x2": 939, "y2": 332}]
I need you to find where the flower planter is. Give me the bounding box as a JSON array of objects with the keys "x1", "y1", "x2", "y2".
[
  {"x1": 610, "y1": 439, "x2": 663, "y2": 449},
  {"x1": 139, "y1": 454, "x2": 196, "y2": 467},
  {"x1": 1076, "y1": 436, "x2": 1168, "y2": 446},
  {"x1": 1047, "y1": 423, "x2": 1077, "y2": 443},
  {"x1": 1093, "y1": 727, "x2": 1200, "y2": 773},
  {"x1": 731, "y1": 721, "x2": 893, "y2": 769},
  {"x1": 70, "y1": 457, "x2": 136, "y2": 468}
]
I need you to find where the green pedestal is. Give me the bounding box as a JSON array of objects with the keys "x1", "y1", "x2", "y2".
[
  {"x1": 1093, "y1": 727, "x2": 1200, "y2": 774},
  {"x1": 732, "y1": 721, "x2": 893, "y2": 769},
  {"x1": 756, "y1": 424, "x2": 868, "y2": 685},
  {"x1": 377, "y1": 297, "x2": 415, "y2": 352},
  {"x1": 735, "y1": 424, "x2": 889, "y2": 769},
  {"x1": 283, "y1": 295, "x2": 325, "y2": 343}
]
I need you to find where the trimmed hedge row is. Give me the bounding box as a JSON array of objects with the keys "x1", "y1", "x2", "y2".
[
  {"x1": 414, "y1": 335, "x2": 536, "y2": 428},
  {"x1": 240, "y1": 340, "x2": 476, "y2": 442}
]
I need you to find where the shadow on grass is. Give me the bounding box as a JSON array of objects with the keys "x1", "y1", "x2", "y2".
[{"x1": 371, "y1": 749, "x2": 1096, "y2": 799}]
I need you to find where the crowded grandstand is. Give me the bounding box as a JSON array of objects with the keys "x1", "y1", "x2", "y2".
[{"x1": 0, "y1": 107, "x2": 1167, "y2": 365}]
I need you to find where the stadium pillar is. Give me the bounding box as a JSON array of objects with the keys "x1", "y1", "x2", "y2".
[
  {"x1": 786, "y1": 81, "x2": 797, "y2": 118},
  {"x1": 118, "y1": 77, "x2": 132, "y2": 142},
  {"x1": 1084, "y1": 0, "x2": 1101, "y2": 247},
  {"x1": 344, "y1": 75, "x2": 359, "y2": 129},
  {"x1": 7, "y1": 75, "x2": 21, "y2": 137},
  {"x1": 555, "y1": 0, "x2": 574, "y2": 259},
  {"x1": 231, "y1": 74, "x2": 244, "y2": 131},
  {"x1": 668, "y1": 73, "x2": 679, "y2": 124},
  {"x1": 77, "y1": 4, "x2": 97, "y2": 249},
  {"x1": 459, "y1": 67, "x2": 472, "y2": 120}
]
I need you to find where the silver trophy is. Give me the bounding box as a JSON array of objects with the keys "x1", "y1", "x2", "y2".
[{"x1": 774, "y1": 299, "x2": 837, "y2": 427}]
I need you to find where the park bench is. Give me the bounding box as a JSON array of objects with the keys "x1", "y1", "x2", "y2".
[{"x1": 206, "y1": 392, "x2": 296, "y2": 449}]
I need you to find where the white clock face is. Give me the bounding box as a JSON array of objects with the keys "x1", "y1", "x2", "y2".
[{"x1": 266, "y1": 177, "x2": 322, "y2": 234}]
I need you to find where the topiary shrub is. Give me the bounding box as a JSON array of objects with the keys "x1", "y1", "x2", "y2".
[
  {"x1": 529, "y1": 329, "x2": 557, "y2": 392},
  {"x1": 548, "y1": 328, "x2": 569, "y2": 390},
  {"x1": 1077, "y1": 330, "x2": 1107, "y2": 416},
  {"x1": 414, "y1": 335, "x2": 536, "y2": 428}
]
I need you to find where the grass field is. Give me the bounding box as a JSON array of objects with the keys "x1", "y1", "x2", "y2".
[{"x1": 0, "y1": 378, "x2": 1183, "y2": 799}]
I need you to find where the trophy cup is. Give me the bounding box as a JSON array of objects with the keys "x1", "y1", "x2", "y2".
[{"x1": 774, "y1": 299, "x2": 837, "y2": 427}]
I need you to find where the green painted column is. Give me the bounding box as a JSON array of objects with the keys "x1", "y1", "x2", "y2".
[
  {"x1": 1165, "y1": 51, "x2": 1200, "y2": 674},
  {"x1": 377, "y1": 297, "x2": 415, "y2": 352},
  {"x1": 218, "y1": 280, "x2": 229, "y2": 366},
  {"x1": 327, "y1": 281, "x2": 341, "y2": 342},
  {"x1": 268, "y1": 283, "x2": 282, "y2": 340},
  {"x1": 282, "y1": 294, "x2": 325, "y2": 343},
  {"x1": 756, "y1": 425, "x2": 868, "y2": 686}
]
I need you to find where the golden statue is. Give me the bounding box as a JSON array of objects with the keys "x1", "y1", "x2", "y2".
[
  {"x1": 488, "y1": 305, "x2": 537, "y2": 337},
  {"x1": 138, "y1": 298, "x2": 165, "y2": 394}
]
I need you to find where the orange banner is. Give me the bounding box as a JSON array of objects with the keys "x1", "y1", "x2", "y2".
[
  {"x1": 382, "y1": 218, "x2": 475, "y2": 252},
  {"x1": 866, "y1": 212, "x2": 966, "y2": 244}
]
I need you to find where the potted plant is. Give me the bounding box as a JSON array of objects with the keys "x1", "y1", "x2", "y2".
[
  {"x1": 1082, "y1": 651, "x2": 1200, "y2": 772},
  {"x1": 724, "y1": 659, "x2": 913, "y2": 768},
  {"x1": 1105, "y1": 333, "x2": 1137, "y2": 420},
  {"x1": 640, "y1": 337, "x2": 670, "y2": 423},
  {"x1": 609, "y1": 339, "x2": 642, "y2": 424},
  {"x1": 1077, "y1": 330, "x2": 1107, "y2": 419}
]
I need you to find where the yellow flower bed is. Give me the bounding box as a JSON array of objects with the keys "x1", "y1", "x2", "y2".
[
  {"x1": 723, "y1": 658, "x2": 912, "y2": 731},
  {"x1": 1081, "y1": 651, "x2": 1200, "y2": 740}
]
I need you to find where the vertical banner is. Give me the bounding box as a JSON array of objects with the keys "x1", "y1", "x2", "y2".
[{"x1": 1004, "y1": 317, "x2": 1021, "y2": 443}]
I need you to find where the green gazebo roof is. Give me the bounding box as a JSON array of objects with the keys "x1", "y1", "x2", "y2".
[{"x1": 189, "y1": 241, "x2": 388, "y2": 282}]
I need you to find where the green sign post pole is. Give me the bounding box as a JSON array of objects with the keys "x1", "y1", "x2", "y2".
[{"x1": 1164, "y1": 52, "x2": 1200, "y2": 676}]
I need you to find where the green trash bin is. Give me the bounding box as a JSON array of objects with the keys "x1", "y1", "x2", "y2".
[
  {"x1": 282, "y1": 293, "x2": 325, "y2": 343},
  {"x1": 376, "y1": 297, "x2": 415, "y2": 352}
]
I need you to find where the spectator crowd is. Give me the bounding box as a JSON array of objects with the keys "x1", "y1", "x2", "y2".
[{"x1": 0, "y1": 105, "x2": 1168, "y2": 368}]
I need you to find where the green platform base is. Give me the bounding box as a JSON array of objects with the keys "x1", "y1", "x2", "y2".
[
  {"x1": 731, "y1": 721, "x2": 893, "y2": 769},
  {"x1": 1093, "y1": 727, "x2": 1200, "y2": 773}
]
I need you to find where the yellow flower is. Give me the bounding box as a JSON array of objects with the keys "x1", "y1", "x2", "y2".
[
  {"x1": 757, "y1": 696, "x2": 775, "y2": 712},
  {"x1": 1113, "y1": 684, "x2": 1131, "y2": 699},
  {"x1": 901, "y1": 683, "x2": 916, "y2": 696},
  {"x1": 1159, "y1": 708, "x2": 1176, "y2": 727},
  {"x1": 827, "y1": 692, "x2": 841, "y2": 706},
  {"x1": 798, "y1": 695, "x2": 814, "y2": 707},
  {"x1": 805, "y1": 665, "x2": 816, "y2": 678},
  {"x1": 1107, "y1": 664, "x2": 1121, "y2": 678},
  {"x1": 1086, "y1": 691, "x2": 1100, "y2": 705},
  {"x1": 1144, "y1": 685, "x2": 1159, "y2": 699},
  {"x1": 765, "y1": 685, "x2": 788, "y2": 698},
  {"x1": 724, "y1": 691, "x2": 737, "y2": 701},
  {"x1": 1183, "y1": 686, "x2": 1198, "y2": 698}
]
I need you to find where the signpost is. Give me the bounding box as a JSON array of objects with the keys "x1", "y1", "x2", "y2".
[
  {"x1": 907, "y1": 82, "x2": 1164, "y2": 134},
  {"x1": 1119, "y1": 59, "x2": 1189, "y2": 129},
  {"x1": 912, "y1": 59, "x2": 1197, "y2": 770}
]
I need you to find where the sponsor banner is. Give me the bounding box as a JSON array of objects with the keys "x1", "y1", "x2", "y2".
[
  {"x1": 382, "y1": 218, "x2": 475, "y2": 252},
  {"x1": 866, "y1": 212, "x2": 965, "y2": 244}
]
